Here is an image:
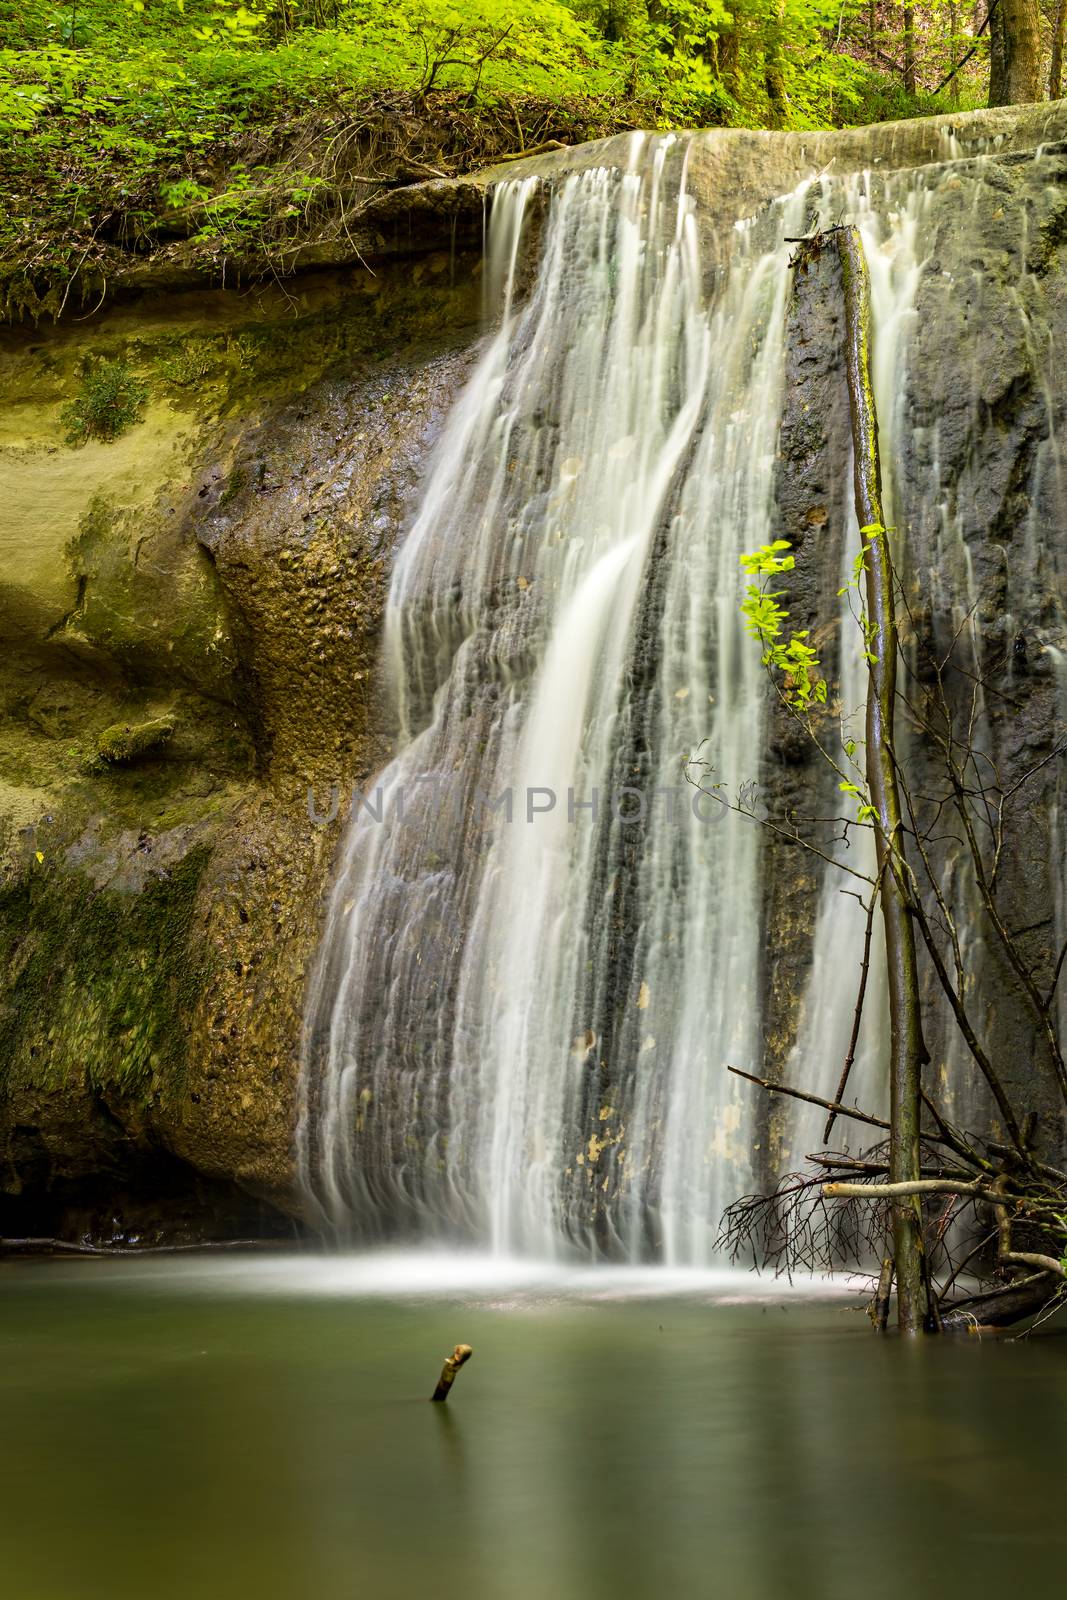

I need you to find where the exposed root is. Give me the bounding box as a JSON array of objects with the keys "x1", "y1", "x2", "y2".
[{"x1": 1, "y1": 88, "x2": 652, "y2": 322}]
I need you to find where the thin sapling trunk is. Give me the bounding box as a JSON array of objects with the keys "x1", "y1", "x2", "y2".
[{"x1": 836, "y1": 225, "x2": 930, "y2": 1334}]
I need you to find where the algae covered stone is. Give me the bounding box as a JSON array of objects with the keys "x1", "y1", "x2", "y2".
[{"x1": 91, "y1": 715, "x2": 176, "y2": 769}]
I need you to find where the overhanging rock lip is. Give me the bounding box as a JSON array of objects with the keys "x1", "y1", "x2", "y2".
[
  {"x1": 310, "y1": 99, "x2": 1067, "y2": 270},
  {"x1": 339, "y1": 100, "x2": 1067, "y2": 274},
  {"x1": 470, "y1": 101, "x2": 1067, "y2": 211}
]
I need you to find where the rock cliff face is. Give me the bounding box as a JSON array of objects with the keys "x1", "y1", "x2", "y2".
[
  {"x1": 2, "y1": 102, "x2": 1066, "y2": 1243},
  {"x1": 760, "y1": 118, "x2": 1067, "y2": 1172},
  {"x1": 1, "y1": 252, "x2": 483, "y2": 1240}
]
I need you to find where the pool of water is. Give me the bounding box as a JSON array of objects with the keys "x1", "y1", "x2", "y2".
[{"x1": 2, "y1": 1252, "x2": 1064, "y2": 1599}]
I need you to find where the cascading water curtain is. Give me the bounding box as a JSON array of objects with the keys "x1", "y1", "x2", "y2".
[
  {"x1": 298, "y1": 135, "x2": 811, "y2": 1262},
  {"x1": 781, "y1": 173, "x2": 924, "y2": 1162}
]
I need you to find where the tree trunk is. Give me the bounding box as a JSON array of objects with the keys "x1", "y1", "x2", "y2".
[
  {"x1": 870, "y1": 1256, "x2": 894, "y2": 1330},
  {"x1": 836, "y1": 227, "x2": 929, "y2": 1336},
  {"x1": 1052, "y1": 0, "x2": 1066, "y2": 99},
  {"x1": 607, "y1": 0, "x2": 650, "y2": 44},
  {"x1": 948, "y1": 3, "x2": 960, "y2": 105},
  {"x1": 989, "y1": 2, "x2": 1006, "y2": 102},
  {"x1": 902, "y1": 6, "x2": 917, "y2": 94},
  {"x1": 716, "y1": 25, "x2": 741, "y2": 100},
  {"x1": 765, "y1": 0, "x2": 790, "y2": 128},
  {"x1": 941, "y1": 1273, "x2": 1060, "y2": 1328},
  {"x1": 989, "y1": 0, "x2": 1042, "y2": 104}
]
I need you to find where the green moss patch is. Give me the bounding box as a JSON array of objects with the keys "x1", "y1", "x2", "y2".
[
  {"x1": 0, "y1": 845, "x2": 213, "y2": 1104},
  {"x1": 90, "y1": 715, "x2": 176, "y2": 770}
]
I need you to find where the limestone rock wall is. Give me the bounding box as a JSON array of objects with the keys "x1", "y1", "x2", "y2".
[{"x1": 0, "y1": 254, "x2": 483, "y2": 1240}]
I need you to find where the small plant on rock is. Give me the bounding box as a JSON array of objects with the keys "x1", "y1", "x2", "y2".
[{"x1": 62, "y1": 359, "x2": 149, "y2": 446}]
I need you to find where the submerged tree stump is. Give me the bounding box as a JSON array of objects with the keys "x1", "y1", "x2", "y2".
[{"x1": 431, "y1": 1344, "x2": 473, "y2": 1402}]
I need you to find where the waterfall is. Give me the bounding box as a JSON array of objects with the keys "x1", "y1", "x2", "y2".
[
  {"x1": 298, "y1": 135, "x2": 810, "y2": 1260},
  {"x1": 297, "y1": 130, "x2": 1067, "y2": 1261}
]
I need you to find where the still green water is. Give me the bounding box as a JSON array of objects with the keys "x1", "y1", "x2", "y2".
[{"x1": 1, "y1": 1254, "x2": 1064, "y2": 1600}]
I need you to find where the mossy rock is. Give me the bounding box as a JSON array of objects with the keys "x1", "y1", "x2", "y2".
[
  {"x1": 0, "y1": 841, "x2": 213, "y2": 1106},
  {"x1": 90, "y1": 715, "x2": 176, "y2": 769}
]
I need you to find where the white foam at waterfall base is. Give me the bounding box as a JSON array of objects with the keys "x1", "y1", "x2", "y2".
[{"x1": 20, "y1": 1249, "x2": 873, "y2": 1303}]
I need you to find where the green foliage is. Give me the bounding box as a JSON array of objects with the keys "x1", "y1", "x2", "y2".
[
  {"x1": 0, "y1": 0, "x2": 1012, "y2": 317},
  {"x1": 740, "y1": 530, "x2": 897, "y2": 827},
  {"x1": 740, "y1": 540, "x2": 827, "y2": 710},
  {"x1": 160, "y1": 178, "x2": 211, "y2": 209},
  {"x1": 156, "y1": 339, "x2": 216, "y2": 387},
  {"x1": 838, "y1": 779, "x2": 877, "y2": 824},
  {"x1": 61, "y1": 359, "x2": 149, "y2": 444},
  {"x1": 837, "y1": 521, "x2": 887, "y2": 664}
]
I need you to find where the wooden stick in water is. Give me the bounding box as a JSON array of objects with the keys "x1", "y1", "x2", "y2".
[
  {"x1": 431, "y1": 1344, "x2": 473, "y2": 1402},
  {"x1": 870, "y1": 1256, "x2": 894, "y2": 1332}
]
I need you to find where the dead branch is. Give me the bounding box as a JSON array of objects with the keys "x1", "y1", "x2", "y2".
[
  {"x1": 824, "y1": 874, "x2": 882, "y2": 1143},
  {"x1": 823, "y1": 1177, "x2": 1011, "y2": 1202},
  {"x1": 431, "y1": 1343, "x2": 473, "y2": 1401},
  {"x1": 727, "y1": 1065, "x2": 889, "y2": 1131}
]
